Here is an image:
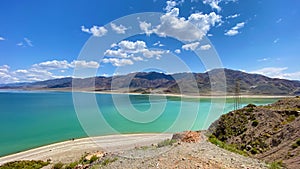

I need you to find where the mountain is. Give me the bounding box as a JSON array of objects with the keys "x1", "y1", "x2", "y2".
[
  {"x1": 208, "y1": 97, "x2": 300, "y2": 169},
  {"x1": 1, "y1": 68, "x2": 300, "y2": 95}
]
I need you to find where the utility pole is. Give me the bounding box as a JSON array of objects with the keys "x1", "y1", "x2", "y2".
[{"x1": 234, "y1": 79, "x2": 241, "y2": 111}]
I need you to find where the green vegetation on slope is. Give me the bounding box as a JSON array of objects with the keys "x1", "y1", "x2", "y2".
[
  {"x1": 0, "y1": 160, "x2": 49, "y2": 169},
  {"x1": 208, "y1": 97, "x2": 300, "y2": 169}
]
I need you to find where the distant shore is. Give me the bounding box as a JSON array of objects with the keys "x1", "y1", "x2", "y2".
[
  {"x1": 0, "y1": 133, "x2": 172, "y2": 165},
  {"x1": 0, "y1": 88, "x2": 292, "y2": 99}
]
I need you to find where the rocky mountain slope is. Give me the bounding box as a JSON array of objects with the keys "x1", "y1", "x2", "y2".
[
  {"x1": 208, "y1": 97, "x2": 300, "y2": 169},
  {"x1": 1, "y1": 68, "x2": 300, "y2": 95}
]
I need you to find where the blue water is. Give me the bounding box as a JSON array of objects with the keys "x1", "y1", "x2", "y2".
[{"x1": 0, "y1": 91, "x2": 278, "y2": 156}]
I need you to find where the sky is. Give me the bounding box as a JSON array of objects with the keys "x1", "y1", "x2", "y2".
[{"x1": 0, "y1": 0, "x2": 300, "y2": 83}]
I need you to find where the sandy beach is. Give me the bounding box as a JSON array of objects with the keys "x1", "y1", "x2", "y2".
[{"x1": 0, "y1": 133, "x2": 172, "y2": 165}]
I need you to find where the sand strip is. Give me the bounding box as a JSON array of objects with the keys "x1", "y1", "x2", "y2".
[{"x1": 0, "y1": 133, "x2": 172, "y2": 165}]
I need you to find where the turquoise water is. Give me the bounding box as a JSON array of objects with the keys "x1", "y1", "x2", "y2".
[{"x1": 0, "y1": 91, "x2": 278, "y2": 157}]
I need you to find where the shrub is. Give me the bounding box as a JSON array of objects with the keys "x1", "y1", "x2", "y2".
[
  {"x1": 157, "y1": 139, "x2": 177, "y2": 148},
  {"x1": 291, "y1": 143, "x2": 298, "y2": 149},
  {"x1": 286, "y1": 115, "x2": 296, "y2": 123},
  {"x1": 52, "y1": 162, "x2": 64, "y2": 169},
  {"x1": 100, "y1": 158, "x2": 117, "y2": 166},
  {"x1": 250, "y1": 148, "x2": 259, "y2": 154},
  {"x1": 268, "y1": 161, "x2": 283, "y2": 169},
  {"x1": 0, "y1": 160, "x2": 49, "y2": 169},
  {"x1": 64, "y1": 161, "x2": 78, "y2": 169},
  {"x1": 208, "y1": 135, "x2": 248, "y2": 156},
  {"x1": 252, "y1": 120, "x2": 259, "y2": 127},
  {"x1": 89, "y1": 155, "x2": 99, "y2": 164}
]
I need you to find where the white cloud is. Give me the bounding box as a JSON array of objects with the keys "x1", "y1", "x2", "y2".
[
  {"x1": 0, "y1": 60, "x2": 100, "y2": 84},
  {"x1": 104, "y1": 49, "x2": 129, "y2": 58},
  {"x1": 24, "y1": 37, "x2": 33, "y2": 47},
  {"x1": 139, "y1": 21, "x2": 153, "y2": 36},
  {"x1": 0, "y1": 37, "x2": 5, "y2": 41},
  {"x1": 17, "y1": 38, "x2": 33, "y2": 47},
  {"x1": 110, "y1": 23, "x2": 128, "y2": 34},
  {"x1": 226, "y1": 14, "x2": 240, "y2": 19},
  {"x1": 225, "y1": 22, "x2": 245, "y2": 36},
  {"x1": 273, "y1": 38, "x2": 279, "y2": 44},
  {"x1": 203, "y1": 0, "x2": 221, "y2": 12},
  {"x1": 174, "y1": 49, "x2": 181, "y2": 54},
  {"x1": 165, "y1": 0, "x2": 177, "y2": 12},
  {"x1": 70, "y1": 60, "x2": 100, "y2": 69},
  {"x1": 32, "y1": 60, "x2": 70, "y2": 70},
  {"x1": 118, "y1": 40, "x2": 146, "y2": 52},
  {"x1": 102, "y1": 58, "x2": 133, "y2": 67},
  {"x1": 132, "y1": 56, "x2": 144, "y2": 61},
  {"x1": 142, "y1": 49, "x2": 167, "y2": 59},
  {"x1": 200, "y1": 44, "x2": 211, "y2": 50},
  {"x1": 81, "y1": 25, "x2": 107, "y2": 37},
  {"x1": 0, "y1": 65, "x2": 19, "y2": 83},
  {"x1": 33, "y1": 60, "x2": 100, "y2": 70},
  {"x1": 104, "y1": 40, "x2": 168, "y2": 65},
  {"x1": 13, "y1": 68, "x2": 63, "y2": 82},
  {"x1": 139, "y1": 5, "x2": 221, "y2": 42},
  {"x1": 153, "y1": 41, "x2": 164, "y2": 47},
  {"x1": 182, "y1": 42, "x2": 200, "y2": 50},
  {"x1": 17, "y1": 42, "x2": 23, "y2": 46},
  {"x1": 251, "y1": 67, "x2": 300, "y2": 80},
  {"x1": 0, "y1": 65, "x2": 10, "y2": 72}
]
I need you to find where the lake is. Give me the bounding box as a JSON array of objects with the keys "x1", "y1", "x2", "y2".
[{"x1": 0, "y1": 91, "x2": 278, "y2": 156}]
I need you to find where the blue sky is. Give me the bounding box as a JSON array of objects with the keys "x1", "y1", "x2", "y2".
[{"x1": 0, "y1": 0, "x2": 299, "y2": 83}]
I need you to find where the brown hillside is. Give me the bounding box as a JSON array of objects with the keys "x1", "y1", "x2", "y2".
[{"x1": 208, "y1": 97, "x2": 300, "y2": 169}]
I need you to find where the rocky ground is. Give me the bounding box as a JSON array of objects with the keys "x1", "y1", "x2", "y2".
[{"x1": 90, "y1": 131, "x2": 268, "y2": 169}]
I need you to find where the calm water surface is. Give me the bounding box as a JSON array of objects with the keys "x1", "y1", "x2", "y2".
[{"x1": 0, "y1": 91, "x2": 278, "y2": 156}]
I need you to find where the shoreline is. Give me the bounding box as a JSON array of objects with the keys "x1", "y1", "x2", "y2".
[
  {"x1": 0, "y1": 88, "x2": 292, "y2": 99},
  {"x1": 0, "y1": 133, "x2": 173, "y2": 165}
]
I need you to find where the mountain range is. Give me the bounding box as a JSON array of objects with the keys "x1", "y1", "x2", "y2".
[{"x1": 1, "y1": 68, "x2": 300, "y2": 95}]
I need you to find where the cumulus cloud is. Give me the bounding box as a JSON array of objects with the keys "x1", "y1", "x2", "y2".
[
  {"x1": 251, "y1": 67, "x2": 300, "y2": 80},
  {"x1": 0, "y1": 37, "x2": 5, "y2": 41},
  {"x1": 110, "y1": 23, "x2": 128, "y2": 34},
  {"x1": 81, "y1": 25, "x2": 107, "y2": 37},
  {"x1": 0, "y1": 60, "x2": 100, "y2": 84},
  {"x1": 32, "y1": 60, "x2": 100, "y2": 70},
  {"x1": 139, "y1": 21, "x2": 153, "y2": 36},
  {"x1": 102, "y1": 58, "x2": 133, "y2": 67},
  {"x1": 165, "y1": 0, "x2": 177, "y2": 12},
  {"x1": 139, "y1": 5, "x2": 221, "y2": 42},
  {"x1": 70, "y1": 60, "x2": 100, "y2": 69},
  {"x1": 32, "y1": 60, "x2": 70, "y2": 70},
  {"x1": 103, "y1": 40, "x2": 169, "y2": 66},
  {"x1": 200, "y1": 44, "x2": 211, "y2": 50},
  {"x1": 224, "y1": 22, "x2": 245, "y2": 36},
  {"x1": 182, "y1": 42, "x2": 200, "y2": 50}
]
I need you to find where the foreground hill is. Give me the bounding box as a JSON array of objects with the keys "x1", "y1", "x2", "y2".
[
  {"x1": 1, "y1": 68, "x2": 300, "y2": 95},
  {"x1": 208, "y1": 97, "x2": 300, "y2": 169}
]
